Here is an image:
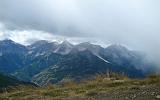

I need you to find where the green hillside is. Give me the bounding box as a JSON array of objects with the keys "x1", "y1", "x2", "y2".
[{"x1": 0, "y1": 73, "x2": 36, "y2": 92}]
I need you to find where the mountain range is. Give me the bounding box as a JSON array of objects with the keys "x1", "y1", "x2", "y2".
[{"x1": 0, "y1": 39, "x2": 158, "y2": 86}]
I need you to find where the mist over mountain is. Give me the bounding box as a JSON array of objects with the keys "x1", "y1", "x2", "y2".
[
  {"x1": 0, "y1": 39, "x2": 158, "y2": 86},
  {"x1": 0, "y1": 1, "x2": 160, "y2": 99},
  {"x1": 0, "y1": 0, "x2": 160, "y2": 66}
]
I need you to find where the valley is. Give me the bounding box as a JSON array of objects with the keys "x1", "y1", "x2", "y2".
[
  {"x1": 0, "y1": 39, "x2": 159, "y2": 100},
  {"x1": 0, "y1": 39, "x2": 158, "y2": 86}
]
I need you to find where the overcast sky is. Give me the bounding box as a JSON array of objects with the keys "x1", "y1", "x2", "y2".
[{"x1": 0, "y1": 0, "x2": 160, "y2": 63}]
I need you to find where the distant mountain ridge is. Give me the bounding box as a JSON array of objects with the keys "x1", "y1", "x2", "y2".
[
  {"x1": 0, "y1": 40, "x2": 28, "y2": 73},
  {"x1": 0, "y1": 39, "x2": 158, "y2": 86}
]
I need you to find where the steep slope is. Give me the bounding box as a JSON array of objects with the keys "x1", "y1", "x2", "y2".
[
  {"x1": 54, "y1": 41, "x2": 74, "y2": 55},
  {"x1": 14, "y1": 53, "x2": 63, "y2": 81},
  {"x1": 32, "y1": 50, "x2": 144, "y2": 86},
  {"x1": 103, "y1": 44, "x2": 157, "y2": 73},
  {"x1": 0, "y1": 39, "x2": 27, "y2": 54},
  {"x1": 28, "y1": 40, "x2": 58, "y2": 56},
  {"x1": 0, "y1": 39, "x2": 156, "y2": 86},
  {"x1": 103, "y1": 44, "x2": 141, "y2": 67},
  {"x1": 0, "y1": 73, "x2": 36, "y2": 90},
  {"x1": 73, "y1": 42, "x2": 103, "y2": 54},
  {"x1": 0, "y1": 40, "x2": 28, "y2": 73}
]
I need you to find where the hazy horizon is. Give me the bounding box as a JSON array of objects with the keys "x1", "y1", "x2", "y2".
[{"x1": 0, "y1": 0, "x2": 160, "y2": 64}]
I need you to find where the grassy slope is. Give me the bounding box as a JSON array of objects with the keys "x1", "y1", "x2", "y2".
[
  {"x1": 0, "y1": 73, "x2": 37, "y2": 94},
  {"x1": 0, "y1": 74, "x2": 160, "y2": 100},
  {"x1": 0, "y1": 74, "x2": 24, "y2": 88}
]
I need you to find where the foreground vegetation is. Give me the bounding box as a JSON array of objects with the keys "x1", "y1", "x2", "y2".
[{"x1": 0, "y1": 74, "x2": 160, "y2": 100}]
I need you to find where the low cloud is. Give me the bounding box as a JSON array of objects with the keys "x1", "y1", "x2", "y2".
[{"x1": 0, "y1": 0, "x2": 160, "y2": 65}]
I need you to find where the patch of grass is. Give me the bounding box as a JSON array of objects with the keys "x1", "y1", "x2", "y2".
[
  {"x1": 85, "y1": 90, "x2": 98, "y2": 96},
  {"x1": 146, "y1": 75, "x2": 160, "y2": 84},
  {"x1": 9, "y1": 91, "x2": 29, "y2": 97},
  {"x1": 0, "y1": 74, "x2": 160, "y2": 99}
]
